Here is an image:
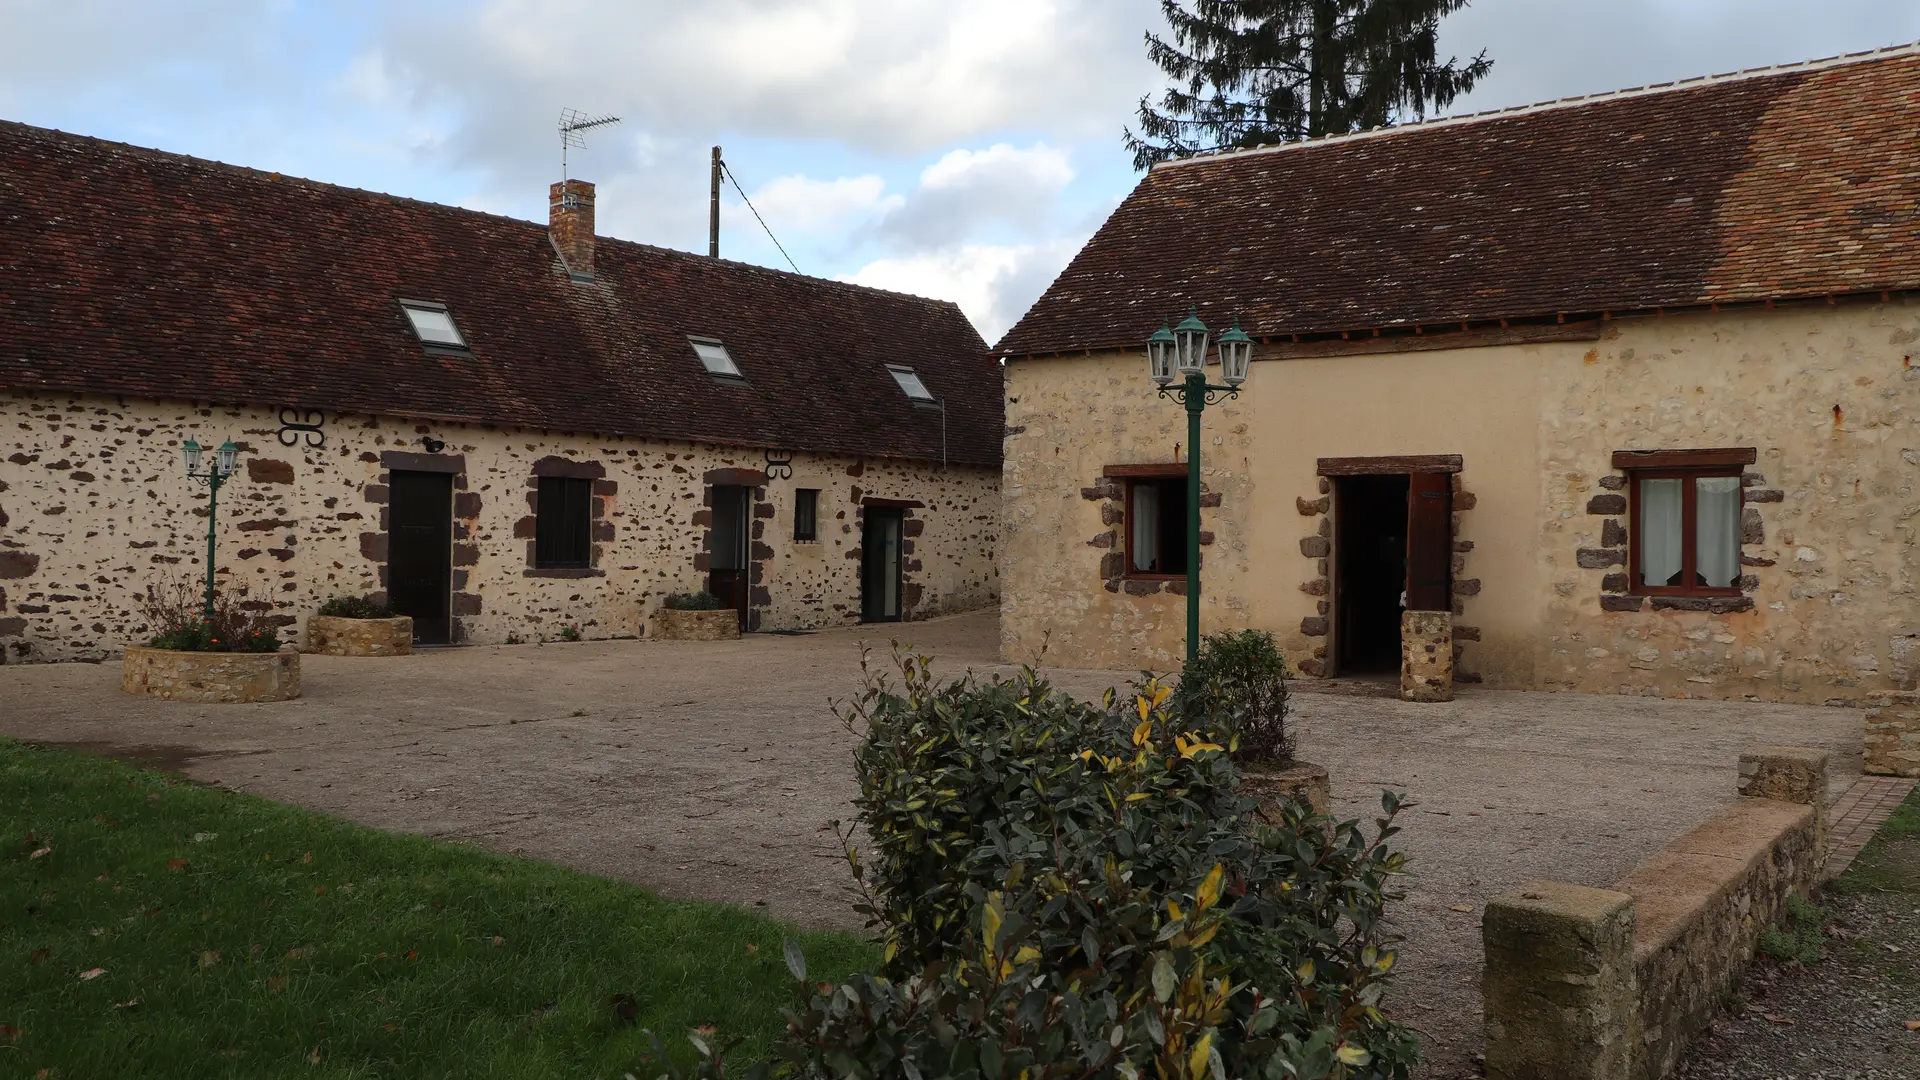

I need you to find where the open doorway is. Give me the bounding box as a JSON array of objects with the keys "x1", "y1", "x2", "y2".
[
  {"x1": 1335, "y1": 475, "x2": 1410, "y2": 673},
  {"x1": 705, "y1": 485, "x2": 752, "y2": 631},
  {"x1": 861, "y1": 507, "x2": 904, "y2": 623}
]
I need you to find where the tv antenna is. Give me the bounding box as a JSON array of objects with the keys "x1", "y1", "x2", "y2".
[{"x1": 559, "y1": 109, "x2": 621, "y2": 185}]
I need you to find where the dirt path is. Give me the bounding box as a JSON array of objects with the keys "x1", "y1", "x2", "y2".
[{"x1": 0, "y1": 610, "x2": 1866, "y2": 1078}]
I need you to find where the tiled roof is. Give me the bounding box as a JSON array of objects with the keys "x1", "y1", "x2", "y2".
[
  {"x1": 0, "y1": 120, "x2": 999, "y2": 466},
  {"x1": 997, "y1": 44, "x2": 1920, "y2": 357}
]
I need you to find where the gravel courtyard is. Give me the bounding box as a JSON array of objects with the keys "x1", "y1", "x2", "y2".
[{"x1": 0, "y1": 608, "x2": 1866, "y2": 1077}]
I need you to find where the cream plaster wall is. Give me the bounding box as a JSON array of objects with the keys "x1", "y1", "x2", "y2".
[
  {"x1": 0, "y1": 391, "x2": 998, "y2": 662},
  {"x1": 1002, "y1": 301, "x2": 1920, "y2": 704}
]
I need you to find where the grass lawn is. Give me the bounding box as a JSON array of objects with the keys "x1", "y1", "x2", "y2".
[
  {"x1": 1829, "y1": 782, "x2": 1920, "y2": 897},
  {"x1": 1, "y1": 739, "x2": 878, "y2": 1078}
]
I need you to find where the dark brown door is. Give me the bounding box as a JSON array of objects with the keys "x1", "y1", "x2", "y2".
[
  {"x1": 705, "y1": 485, "x2": 751, "y2": 631},
  {"x1": 1405, "y1": 472, "x2": 1453, "y2": 612},
  {"x1": 388, "y1": 470, "x2": 453, "y2": 644}
]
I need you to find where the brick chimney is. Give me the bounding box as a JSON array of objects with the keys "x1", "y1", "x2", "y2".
[{"x1": 549, "y1": 179, "x2": 596, "y2": 277}]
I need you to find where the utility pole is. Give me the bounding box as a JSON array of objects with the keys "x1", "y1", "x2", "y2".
[{"x1": 710, "y1": 146, "x2": 722, "y2": 259}]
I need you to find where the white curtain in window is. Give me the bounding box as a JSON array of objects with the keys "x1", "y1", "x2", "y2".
[
  {"x1": 1695, "y1": 476, "x2": 1741, "y2": 588},
  {"x1": 1132, "y1": 483, "x2": 1159, "y2": 573},
  {"x1": 1639, "y1": 478, "x2": 1684, "y2": 588}
]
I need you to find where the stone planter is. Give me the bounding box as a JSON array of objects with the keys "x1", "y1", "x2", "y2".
[
  {"x1": 304, "y1": 615, "x2": 414, "y2": 657},
  {"x1": 1241, "y1": 759, "x2": 1331, "y2": 818},
  {"x1": 651, "y1": 608, "x2": 741, "y2": 641},
  {"x1": 121, "y1": 646, "x2": 301, "y2": 703},
  {"x1": 1401, "y1": 609, "x2": 1455, "y2": 702}
]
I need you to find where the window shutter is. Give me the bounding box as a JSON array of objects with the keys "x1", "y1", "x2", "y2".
[{"x1": 1405, "y1": 472, "x2": 1452, "y2": 612}]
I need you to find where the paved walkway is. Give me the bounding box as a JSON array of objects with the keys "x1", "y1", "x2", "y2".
[
  {"x1": 0, "y1": 609, "x2": 1868, "y2": 1079},
  {"x1": 1825, "y1": 775, "x2": 1919, "y2": 880}
]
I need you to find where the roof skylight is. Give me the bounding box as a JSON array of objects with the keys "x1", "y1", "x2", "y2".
[
  {"x1": 888, "y1": 365, "x2": 935, "y2": 403},
  {"x1": 399, "y1": 301, "x2": 466, "y2": 348},
  {"x1": 690, "y1": 337, "x2": 744, "y2": 379}
]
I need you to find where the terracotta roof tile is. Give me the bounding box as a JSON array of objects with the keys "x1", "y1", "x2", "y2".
[
  {"x1": 997, "y1": 45, "x2": 1920, "y2": 356},
  {"x1": 0, "y1": 120, "x2": 999, "y2": 466}
]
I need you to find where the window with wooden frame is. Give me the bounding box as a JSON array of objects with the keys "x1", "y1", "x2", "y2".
[
  {"x1": 1125, "y1": 475, "x2": 1189, "y2": 577},
  {"x1": 1615, "y1": 448, "x2": 1755, "y2": 597},
  {"x1": 534, "y1": 476, "x2": 594, "y2": 569},
  {"x1": 793, "y1": 488, "x2": 820, "y2": 543}
]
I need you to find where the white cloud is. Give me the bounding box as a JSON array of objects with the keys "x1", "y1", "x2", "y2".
[
  {"x1": 731, "y1": 173, "x2": 897, "y2": 232},
  {"x1": 844, "y1": 239, "x2": 1082, "y2": 343},
  {"x1": 875, "y1": 142, "x2": 1077, "y2": 250}
]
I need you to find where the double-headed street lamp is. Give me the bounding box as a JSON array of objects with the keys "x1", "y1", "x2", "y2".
[
  {"x1": 181, "y1": 438, "x2": 241, "y2": 624},
  {"x1": 1148, "y1": 309, "x2": 1254, "y2": 665}
]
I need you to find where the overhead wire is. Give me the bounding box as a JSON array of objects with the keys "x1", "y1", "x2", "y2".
[{"x1": 719, "y1": 158, "x2": 801, "y2": 275}]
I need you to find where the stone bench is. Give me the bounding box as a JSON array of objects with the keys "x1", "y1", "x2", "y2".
[{"x1": 1482, "y1": 747, "x2": 1828, "y2": 1080}]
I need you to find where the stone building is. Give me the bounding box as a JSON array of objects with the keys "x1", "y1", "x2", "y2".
[
  {"x1": 0, "y1": 121, "x2": 1001, "y2": 662},
  {"x1": 996, "y1": 45, "x2": 1920, "y2": 705}
]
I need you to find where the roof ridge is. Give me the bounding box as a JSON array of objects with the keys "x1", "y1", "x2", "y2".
[
  {"x1": 0, "y1": 118, "x2": 969, "y2": 319},
  {"x1": 1154, "y1": 39, "x2": 1920, "y2": 171}
]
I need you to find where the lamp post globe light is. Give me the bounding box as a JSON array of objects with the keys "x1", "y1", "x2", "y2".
[
  {"x1": 181, "y1": 438, "x2": 242, "y2": 624},
  {"x1": 1149, "y1": 309, "x2": 1253, "y2": 665}
]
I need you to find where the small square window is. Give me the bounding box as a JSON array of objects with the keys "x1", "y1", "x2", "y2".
[
  {"x1": 887, "y1": 365, "x2": 935, "y2": 402},
  {"x1": 794, "y1": 488, "x2": 819, "y2": 543},
  {"x1": 1127, "y1": 476, "x2": 1188, "y2": 576},
  {"x1": 535, "y1": 476, "x2": 593, "y2": 569},
  {"x1": 690, "y1": 337, "x2": 744, "y2": 379},
  {"x1": 399, "y1": 301, "x2": 466, "y2": 348}
]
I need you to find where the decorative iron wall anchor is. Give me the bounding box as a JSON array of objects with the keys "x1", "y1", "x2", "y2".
[
  {"x1": 277, "y1": 409, "x2": 326, "y2": 449},
  {"x1": 764, "y1": 447, "x2": 795, "y2": 480}
]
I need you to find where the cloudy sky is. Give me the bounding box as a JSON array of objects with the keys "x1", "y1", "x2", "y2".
[{"x1": 4, "y1": 1, "x2": 1918, "y2": 343}]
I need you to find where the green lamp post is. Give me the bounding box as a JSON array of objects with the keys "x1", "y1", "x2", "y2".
[
  {"x1": 181, "y1": 438, "x2": 241, "y2": 624},
  {"x1": 1148, "y1": 309, "x2": 1254, "y2": 665}
]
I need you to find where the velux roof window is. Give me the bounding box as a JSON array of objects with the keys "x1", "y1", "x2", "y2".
[
  {"x1": 690, "y1": 337, "x2": 744, "y2": 381},
  {"x1": 888, "y1": 365, "x2": 936, "y2": 403},
  {"x1": 399, "y1": 300, "x2": 466, "y2": 348}
]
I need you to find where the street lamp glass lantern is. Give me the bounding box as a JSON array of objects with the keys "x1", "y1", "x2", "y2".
[
  {"x1": 182, "y1": 438, "x2": 202, "y2": 476},
  {"x1": 1146, "y1": 324, "x2": 1176, "y2": 386},
  {"x1": 216, "y1": 440, "x2": 239, "y2": 477},
  {"x1": 1217, "y1": 320, "x2": 1253, "y2": 387},
  {"x1": 1173, "y1": 309, "x2": 1209, "y2": 375}
]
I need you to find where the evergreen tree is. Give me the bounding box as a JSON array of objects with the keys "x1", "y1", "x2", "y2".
[{"x1": 1126, "y1": 0, "x2": 1493, "y2": 169}]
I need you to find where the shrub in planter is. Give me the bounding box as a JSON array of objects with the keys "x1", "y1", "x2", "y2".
[
  {"x1": 316, "y1": 595, "x2": 394, "y2": 619},
  {"x1": 138, "y1": 575, "x2": 282, "y2": 653},
  {"x1": 1178, "y1": 629, "x2": 1330, "y2": 815},
  {"x1": 755, "y1": 652, "x2": 1416, "y2": 1079},
  {"x1": 663, "y1": 591, "x2": 729, "y2": 611}
]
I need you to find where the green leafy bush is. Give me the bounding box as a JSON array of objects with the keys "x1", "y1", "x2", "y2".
[
  {"x1": 1758, "y1": 894, "x2": 1826, "y2": 965},
  {"x1": 316, "y1": 594, "x2": 394, "y2": 619},
  {"x1": 139, "y1": 575, "x2": 282, "y2": 654},
  {"x1": 1175, "y1": 629, "x2": 1294, "y2": 766},
  {"x1": 664, "y1": 591, "x2": 729, "y2": 611},
  {"x1": 771, "y1": 650, "x2": 1417, "y2": 1079}
]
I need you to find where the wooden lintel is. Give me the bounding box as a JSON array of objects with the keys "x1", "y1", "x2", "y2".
[
  {"x1": 1317, "y1": 454, "x2": 1463, "y2": 476},
  {"x1": 1103, "y1": 462, "x2": 1188, "y2": 479},
  {"x1": 861, "y1": 496, "x2": 926, "y2": 509},
  {"x1": 1611, "y1": 447, "x2": 1757, "y2": 469}
]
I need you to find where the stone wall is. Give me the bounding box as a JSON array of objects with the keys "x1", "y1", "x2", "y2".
[
  {"x1": 1864, "y1": 691, "x2": 1920, "y2": 776},
  {"x1": 0, "y1": 391, "x2": 999, "y2": 662},
  {"x1": 1002, "y1": 301, "x2": 1919, "y2": 703},
  {"x1": 1482, "y1": 748, "x2": 1828, "y2": 1080}
]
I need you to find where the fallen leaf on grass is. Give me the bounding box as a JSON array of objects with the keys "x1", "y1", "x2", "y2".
[
  {"x1": 1762, "y1": 1014, "x2": 1795, "y2": 1025},
  {"x1": 78, "y1": 968, "x2": 107, "y2": 981},
  {"x1": 113, "y1": 999, "x2": 138, "y2": 1010},
  {"x1": 166, "y1": 858, "x2": 186, "y2": 872},
  {"x1": 198, "y1": 951, "x2": 220, "y2": 968},
  {"x1": 745, "y1": 944, "x2": 759, "y2": 953},
  {"x1": 268, "y1": 977, "x2": 287, "y2": 993},
  {"x1": 1450, "y1": 905, "x2": 1475, "y2": 913},
  {"x1": 283, "y1": 947, "x2": 309, "y2": 960},
  {"x1": 192, "y1": 832, "x2": 217, "y2": 843},
  {"x1": 308, "y1": 1047, "x2": 322, "y2": 1065},
  {"x1": 302, "y1": 852, "x2": 312, "y2": 864},
  {"x1": 491, "y1": 936, "x2": 504, "y2": 948},
  {"x1": 29, "y1": 846, "x2": 51, "y2": 859},
  {"x1": 0, "y1": 1023, "x2": 18, "y2": 1041},
  {"x1": 313, "y1": 886, "x2": 327, "y2": 895},
  {"x1": 405, "y1": 950, "x2": 417, "y2": 962}
]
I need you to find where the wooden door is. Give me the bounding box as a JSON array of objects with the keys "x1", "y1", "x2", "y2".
[
  {"x1": 388, "y1": 470, "x2": 453, "y2": 644},
  {"x1": 861, "y1": 508, "x2": 904, "y2": 623},
  {"x1": 704, "y1": 485, "x2": 752, "y2": 631},
  {"x1": 1405, "y1": 472, "x2": 1453, "y2": 612}
]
